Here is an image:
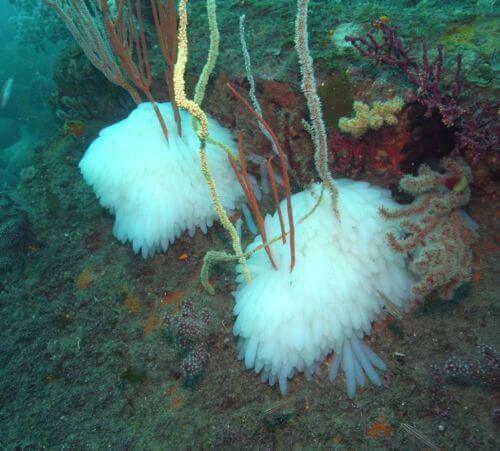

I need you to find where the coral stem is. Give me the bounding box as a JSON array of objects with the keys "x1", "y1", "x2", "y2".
[{"x1": 226, "y1": 82, "x2": 295, "y2": 271}]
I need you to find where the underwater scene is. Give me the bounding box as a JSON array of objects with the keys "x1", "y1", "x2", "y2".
[{"x1": 0, "y1": 0, "x2": 499, "y2": 449}]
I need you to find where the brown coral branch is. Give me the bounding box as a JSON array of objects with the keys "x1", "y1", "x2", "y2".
[
  {"x1": 44, "y1": 0, "x2": 142, "y2": 103},
  {"x1": 228, "y1": 135, "x2": 277, "y2": 270},
  {"x1": 150, "y1": 0, "x2": 182, "y2": 136},
  {"x1": 266, "y1": 157, "x2": 287, "y2": 245},
  {"x1": 100, "y1": 0, "x2": 169, "y2": 142},
  {"x1": 227, "y1": 82, "x2": 295, "y2": 271}
]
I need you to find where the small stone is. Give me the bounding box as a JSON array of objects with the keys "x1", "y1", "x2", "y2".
[
  {"x1": 393, "y1": 351, "x2": 406, "y2": 364},
  {"x1": 20, "y1": 165, "x2": 37, "y2": 182},
  {"x1": 438, "y1": 424, "x2": 445, "y2": 432}
]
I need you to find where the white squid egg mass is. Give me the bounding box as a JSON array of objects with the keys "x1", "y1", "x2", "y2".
[
  {"x1": 79, "y1": 102, "x2": 244, "y2": 258},
  {"x1": 233, "y1": 180, "x2": 416, "y2": 397}
]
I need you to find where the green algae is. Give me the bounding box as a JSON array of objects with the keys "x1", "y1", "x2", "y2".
[
  {"x1": 317, "y1": 70, "x2": 354, "y2": 129},
  {"x1": 45, "y1": 188, "x2": 60, "y2": 217},
  {"x1": 120, "y1": 366, "x2": 148, "y2": 384}
]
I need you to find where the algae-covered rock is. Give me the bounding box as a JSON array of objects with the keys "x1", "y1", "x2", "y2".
[
  {"x1": 0, "y1": 192, "x2": 30, "y2": 273},
  {"x1": 52, "y1": 45, "x2": 132, "y2": 123},
  {"x1": 120, "y1": 366, "x2": 148, "y2": 384},
  {"x1": 0, "y1": 117, "x2": 21, "y2": 150}
]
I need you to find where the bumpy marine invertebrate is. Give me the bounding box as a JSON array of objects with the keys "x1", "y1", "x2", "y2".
[
  {"x1": 338, "y1": 97, "x2": 404, "y2": 139},
  {"x1": 164, "y1": 297, "x2": 214, "y2": 380},
  {"x1": 181, "y1": 343, "x2": 209, "y2": 379},
  {"x1": 444, "y1": 344, "x2": 500, "y2": 389},
  {"x1": 428, "y1": 364, "x2": 450, "y2": 419},
  {"x1": 380, "y1": 157, "x2": 478, "y2": 299}
]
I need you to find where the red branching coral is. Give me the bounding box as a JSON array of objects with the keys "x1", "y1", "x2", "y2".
[
  {"x1": 380, "y1": 157, "x2": 478, "y2": 299},
  {"x1": 329, "y1": 124, "x2": 410, "y2": 180}
]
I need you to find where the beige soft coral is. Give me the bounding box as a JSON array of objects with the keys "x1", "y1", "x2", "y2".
[{"x1": 338, "y1": 97, "x2": 404, "y2": 138}]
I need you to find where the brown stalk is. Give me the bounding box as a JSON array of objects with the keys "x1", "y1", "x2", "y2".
[
  {"x1": 228, "y1": 135, "x2": 277, "y2": 270},
  {"x1": 150, "y1": 0, "x2": 182, "y2": 136},
  {"x1": 266, "y1": 157, "x2": 286, "y2": 244},
  {"x1": 100, "y1": 0, "x2": 169, "y2": 142},
  {"x1": 46, "y1": 0, "x2": 140, "y2": 103},
  {"x1": 226, "y1": 82, "x2": 295, "y2": 271}
]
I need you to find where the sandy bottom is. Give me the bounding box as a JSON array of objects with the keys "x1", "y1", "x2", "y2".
[{"x1": 0, "y1": 135, "x2": 498, "y2": 449}]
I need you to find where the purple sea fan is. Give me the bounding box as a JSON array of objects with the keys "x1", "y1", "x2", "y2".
[
  {"x1": 345, "y1": 23, "x2": 499, "y2": 165},
  {"x1": 345, "y1": 22, "x2": 463, "y2": 122}
]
